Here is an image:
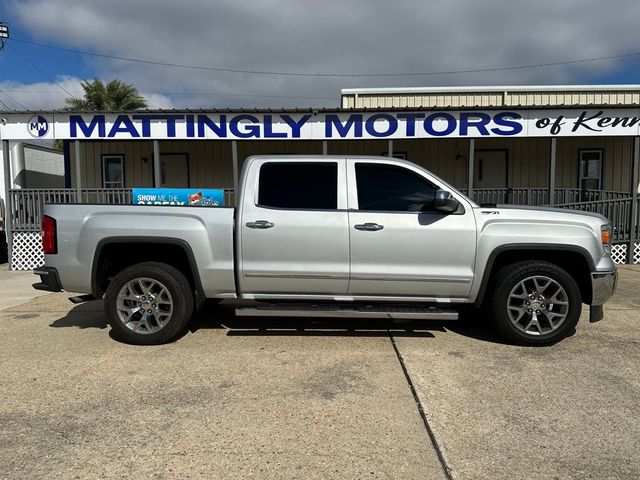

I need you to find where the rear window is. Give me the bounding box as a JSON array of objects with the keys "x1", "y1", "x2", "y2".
[{"x1": 258, "y1": 162, "x2": 338, "y2": 210}]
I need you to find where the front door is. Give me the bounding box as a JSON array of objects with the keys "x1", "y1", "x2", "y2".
[
  {"x1": 347, "y1": 161, "x2": 476, "y2": 299},
  {"x1": 239, "y1": 159, "x2": 350, "y2": 295},
  {"x1": 160, "y1": 153, "x2": 189, "y2": 187},
  {"x1": 475, "y1": 149, "x2": 508, "y2": 202}
]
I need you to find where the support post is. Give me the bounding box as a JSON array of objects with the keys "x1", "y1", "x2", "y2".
[
  {"x1": 549, "y1": 137, "x2": 557, "y2": 206},
  {"x1": 2, "y1": 140, "x2": 12, "y2": 269},
  {"x1": 387, "y1": 139, "x2": 394, "y2": 158},
  {"x1": 628, "y1": 136, "x2": 639, "y2": 264},
  {"x1": 153, "y1": 140, "x2": 161, "y2": 187},
  {"x1": 232, "y1": 141, "x2": 239, "y2": 207},
  {"x1": 322, "y1": 140, "x2": 328, "y2": 155},
  {"x1": 467, "y1": 139, "x2": 475, "y2": 200},
  {"x1": 74, "y1": 140, "x2": 82, "y2": 199}
]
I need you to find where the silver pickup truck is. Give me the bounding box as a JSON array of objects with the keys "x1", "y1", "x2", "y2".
[{"x1": 33, "y1": 155, "x2": 617, "y2": 346}]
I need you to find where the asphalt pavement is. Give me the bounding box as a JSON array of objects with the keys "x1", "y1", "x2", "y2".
[{"x1": 0, "y1": 266, "x2": 638, "y2": 479}]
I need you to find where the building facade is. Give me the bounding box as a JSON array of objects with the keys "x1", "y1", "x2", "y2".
[{"x1": 1, "y1": 85, "x2": 640, "y2": 269}]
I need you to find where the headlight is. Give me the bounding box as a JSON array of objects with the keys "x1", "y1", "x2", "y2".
[{"x1": 601, "y1": 224, "x2": 611, "y2": 254}]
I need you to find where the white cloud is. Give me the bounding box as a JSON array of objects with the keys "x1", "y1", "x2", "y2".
[{"x1": 5, "y1": 0, "x2": 640, "y2": 108}]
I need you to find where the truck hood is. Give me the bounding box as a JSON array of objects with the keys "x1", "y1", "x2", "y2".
[{"x1": 494, "y1": 204, "x2": 609, "y2": 224}]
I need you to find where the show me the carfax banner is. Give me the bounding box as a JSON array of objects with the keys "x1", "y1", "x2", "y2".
[{"x1": 2, "y1": 109, "x2": 640, "y2": 140}]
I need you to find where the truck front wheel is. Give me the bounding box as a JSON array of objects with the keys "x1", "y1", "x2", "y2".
[
  {"x1": 490, "y1": 261, "x2": 582, "y2": 346},
  {"x1": 104, "y1": 262, "x2": 194, "y2": 345}
]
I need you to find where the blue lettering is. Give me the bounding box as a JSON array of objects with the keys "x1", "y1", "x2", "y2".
[
  {"x1": 491, "y1": 112, "x2": 523, "y2": 136},
  {"x1": 325, "y1": 114, "x2": 363, "y2": 138},
  {"x1": 263, "y1": 115, "x2": 287, "y2": 138},
  {"x1": 397, "y1": 113, "x2": 425, "y2": 137},
  {"x1": 460, "y1": 112, "x2": 491, "y2": 136},
  {"x1": 69, "y1": 115, "x2": 105, "y2": 138},
  {"x1": 230, "y1": 115, "x2": 260, "y2": 138},
  {"x1": 281, "y1": 114, "x2": 311, "y2": 138},
  {"x1": 186, "y1": 115, "x2": 195, "y2": 137},
  {"x1": 108, "y1": 115, "x2": 140, "y2": 138},
  {"x1": 198, "y1": 115, "x2": 227, "y2": 138},
  {"x1": 365, "y1": 114, "x2": 398, "y2": 138},
  {"x1": 424, "y1": 113, "x2": 456, "y2": 137}
]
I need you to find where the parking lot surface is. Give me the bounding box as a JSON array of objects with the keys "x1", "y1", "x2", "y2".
[{"x1": 0, "y1": 266, "x2": 638, "y2": 479}]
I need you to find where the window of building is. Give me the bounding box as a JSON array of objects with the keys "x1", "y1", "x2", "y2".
[
  {"x1": 102, "y1": 155, "x2": 125, "y2": 188},
  {"x1": 355, "y1": 163, "x2": 438, "y2": 212},
  {"x1": 258, "y1": 162, "x2": 338, "y2": 209},
  {"x1": 579, "y1": 150, "x2": 603, "y2": 191}
]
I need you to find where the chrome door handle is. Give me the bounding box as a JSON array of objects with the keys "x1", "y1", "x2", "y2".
[
  {"x1": 354, "y1": 223, "x2": 384, "y2": 231},
  {"x1": 246, "y1": 220, "x2": 275, "y2": 229}
]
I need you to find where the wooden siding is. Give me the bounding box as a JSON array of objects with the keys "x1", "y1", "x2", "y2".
[
  {"x1": 68, "y1": 137, "x2": 633, "y2": 193},
  {"x1": 555, "y1": 137, "x2": 632, "y2": 191}
]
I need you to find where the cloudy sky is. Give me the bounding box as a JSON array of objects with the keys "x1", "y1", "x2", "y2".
[{"x1": 1, "y1": 0, "x2": 640, "y2": 110}]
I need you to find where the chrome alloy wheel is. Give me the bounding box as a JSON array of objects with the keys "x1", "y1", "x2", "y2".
[
  {"x1": 115, "y1": 277, "x2": 174, "y2": 334},
  {"x1": 506, "y1": 275, "x2": 569, "y2": 336}
]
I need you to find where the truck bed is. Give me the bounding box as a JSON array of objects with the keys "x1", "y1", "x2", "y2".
[{"x1": 42, "y1": 204, "x2": 237, "y2": 297}]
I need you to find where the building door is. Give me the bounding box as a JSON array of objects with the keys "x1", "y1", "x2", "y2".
[
  {"x1": 474, "y1": 149, "x2": 508, "y2": 202},
  {"x1": 160, "y1": 153, "x2": 189, "y2": 187}
]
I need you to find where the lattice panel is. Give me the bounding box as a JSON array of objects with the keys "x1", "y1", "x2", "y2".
[
  {"x1": 611, "y1": 244, "x2": 627, "y2": 265},
  {"x1": 11, "y1": 232, "x2": 45, "y2": 271},
  {"x1": 634, "y1": 242, "x2": 640, "y2": 265}
]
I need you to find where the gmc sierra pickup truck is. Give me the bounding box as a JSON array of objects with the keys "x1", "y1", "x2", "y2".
[{"x1": 33, "y1": 155, "x2": 617, "y2": 346}]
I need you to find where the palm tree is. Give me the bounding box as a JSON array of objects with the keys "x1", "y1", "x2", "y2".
[{"x1": 65, "y1": 79, "x2": 148, "y2": 111}]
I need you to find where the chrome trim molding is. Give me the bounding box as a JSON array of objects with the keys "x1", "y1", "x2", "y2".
[{"x1": 591, "y1": 270, "x2": 618, "y2": 305}]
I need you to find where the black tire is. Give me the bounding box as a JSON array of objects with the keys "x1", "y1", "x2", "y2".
[
  {"x1": 104, "y1": 262, "x2": 194, "y2": 345},
  {"x1": 490, "y1": 261, "x2": 582, "y2": 346}
]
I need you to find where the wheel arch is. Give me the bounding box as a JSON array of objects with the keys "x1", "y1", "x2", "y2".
[
  {"x1": 474, "y1": 244, "x2": 595, "y2": 307},
  {"x1": 91, "y1": 237, "x2": 205, "y2": 305}
]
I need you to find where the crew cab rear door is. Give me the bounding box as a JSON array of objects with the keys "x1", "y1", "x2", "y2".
[
  {"x1": 347, "y1": 159, "x2": 476, "y2": 299},
  {"x1": 238, "y1": 158, "x2": 349, "y2": 295}
]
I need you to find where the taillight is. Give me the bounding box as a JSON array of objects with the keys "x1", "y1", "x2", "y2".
[{"x1": 42, "y1": 215, "x2": 58, "y2": 254}]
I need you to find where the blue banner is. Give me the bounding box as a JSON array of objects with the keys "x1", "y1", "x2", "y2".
[{"x1": 132, "y1": 188, "x2": 224, "y2": 207}]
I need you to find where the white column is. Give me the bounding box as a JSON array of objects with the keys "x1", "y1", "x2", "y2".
[
  {"x1": 74, "y1": 140, "x2": 82, "y2": 199},
  {"x1": 232, "y1": 141, "x2": 239, "y2": 206},
  {"x1": 153, "y1": 140, "x2": 161, "y2": 187},
  {"x1": 629, "y1": 136, "x2": 639, "y2": 264},
  {"x1": 549, "y1": 138, "x2": 557, "y2": 206},
  {"x1": 2, "y1": 140, "x2": 12, "y2": 269},
  {"x1": 322, "y1": 140, "x2": 328, "y2": 155},
  {"x1": 467, "y1": 139, "x2": 475, "y2": 200},
  {"x1": 388, "y1": 139, "x2": 394, "y2": 158}
]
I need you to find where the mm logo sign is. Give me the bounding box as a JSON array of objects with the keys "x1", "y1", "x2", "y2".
[{"x1": 27, "y1": 115, "x2": 49, "y2": 138}]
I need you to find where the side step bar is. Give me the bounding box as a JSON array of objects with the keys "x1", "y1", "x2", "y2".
[{"x1": 236, "y1": 304, "x2": 458, "y2": 320}]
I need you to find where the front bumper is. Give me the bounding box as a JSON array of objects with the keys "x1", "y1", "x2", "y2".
[
  {"x1": 589, "y1": 269, "x2": 618, "y2": 323},
  {"x1": 33, "y1": 267, "x2": 63, "y2": 292}
]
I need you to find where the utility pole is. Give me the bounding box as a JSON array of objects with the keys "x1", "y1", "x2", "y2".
[{"x1": 0, "y1": 22, "x2": 9, "y2": 52}]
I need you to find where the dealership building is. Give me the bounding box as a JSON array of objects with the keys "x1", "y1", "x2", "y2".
[{"x1": 1, "y1": 84, "x2": 640, "y2": 269}]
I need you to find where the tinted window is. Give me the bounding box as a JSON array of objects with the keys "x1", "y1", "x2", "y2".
[
  {"x1": 356, "y1": 163, "x2": 437, "y2": 212},
  {"x1": 258, "y1": 162, "x2": 338, "y2": 209}
]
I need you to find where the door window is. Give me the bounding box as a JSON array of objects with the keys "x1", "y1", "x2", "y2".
[
  {"x1": 258, "y1": 162, "x2": 338, "y2": 210},
  {"x1": 102, "y1": 155, "x2": 124, "y2": 188},
  {"x1": 579, "y1": 150, "x2": 603, "y2": 191},
  {"x1": 355, "y1": 163, "x2": 438, "y2": 212}
]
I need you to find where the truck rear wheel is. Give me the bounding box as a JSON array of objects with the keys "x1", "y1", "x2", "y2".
[
  {"x1": 490, "y1": 261, "x2": 582, "y2": 346},
  {"x1": 104, "y1": 262, "x2": 194, "y2": 345}
]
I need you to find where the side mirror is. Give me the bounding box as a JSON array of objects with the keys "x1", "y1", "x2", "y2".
[{"x1": 434, "y1": 190, "x2": 460, "y2": 214}]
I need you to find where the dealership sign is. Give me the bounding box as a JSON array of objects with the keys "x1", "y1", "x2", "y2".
[{"x1": 2, "y1": 109, "x2": 640, "y2": 140}]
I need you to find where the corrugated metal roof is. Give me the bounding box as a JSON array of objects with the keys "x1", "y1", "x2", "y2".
[{"x1": 2, "y1": 103, "x2": 640, "y2": 116}]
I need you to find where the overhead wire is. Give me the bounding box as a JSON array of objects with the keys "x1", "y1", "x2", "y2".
[
  {"x1": 10, "y1": 37, "x2": 640, "y2": 78},
  {"x1": 7, "y1": 44, "x2": 78, "y2": 99}
]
